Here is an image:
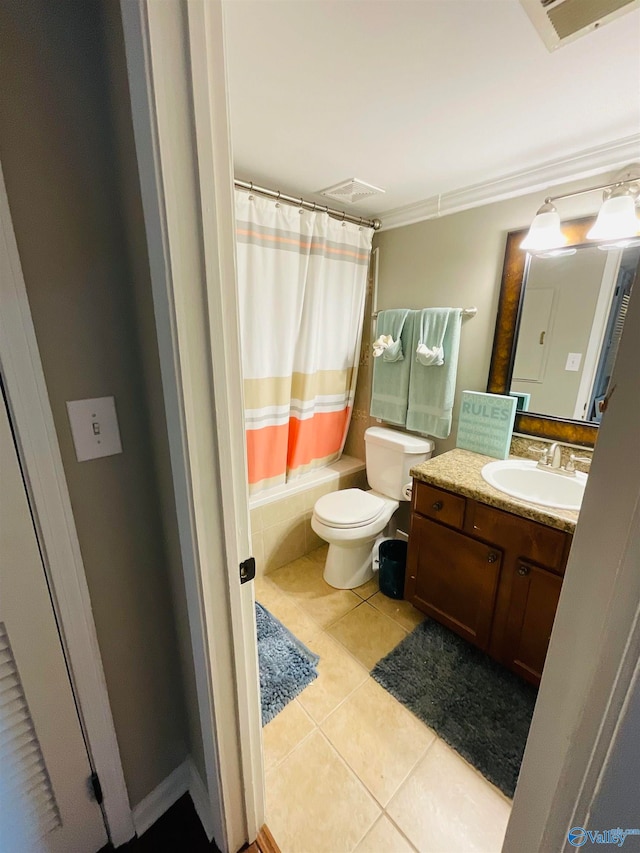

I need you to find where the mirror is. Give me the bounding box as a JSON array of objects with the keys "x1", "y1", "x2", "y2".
[{"x1": 488, "y1": 216, "x2": 640, "y2": 447}]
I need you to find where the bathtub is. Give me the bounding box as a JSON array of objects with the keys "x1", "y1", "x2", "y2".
[{"x1": 249, "y1": 455, "x2": 367, "y2": 575}]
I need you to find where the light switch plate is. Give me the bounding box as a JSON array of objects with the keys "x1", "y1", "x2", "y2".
[
  {"x1": 565, "y1": 352, "x2": 582, "y2": 372},
  {"x1": 66, "y1": 397, "x2": 123, "y2": 462}
]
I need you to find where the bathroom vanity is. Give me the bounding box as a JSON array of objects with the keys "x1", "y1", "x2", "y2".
[{"x1": 407, "y1": 449, "x2": 578, "y2": 687}]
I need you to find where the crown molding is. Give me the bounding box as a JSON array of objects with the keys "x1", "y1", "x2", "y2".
[{"x1": 379, "y1": 134, "x2": 640, "y2": 232}]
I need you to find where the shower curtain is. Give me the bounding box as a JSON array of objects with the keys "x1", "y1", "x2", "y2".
[{"x1": 235, "y1": 190, "x2": 373, "y2": 495}]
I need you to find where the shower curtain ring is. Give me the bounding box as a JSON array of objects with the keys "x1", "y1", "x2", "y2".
[{"x1": 275, "y1": 190, "x2": 281, "y2": 208}]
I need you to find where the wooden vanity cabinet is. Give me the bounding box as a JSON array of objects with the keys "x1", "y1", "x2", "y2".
[
  {"x1": 502, "y1": 561, "x2": 563, "y2": 684},
  {"x1": 406, "y1": 516, "x2": 501, "y2": 651},
  {"x1": 407, "y1": 480, "x2": 573, "y2": 687}
]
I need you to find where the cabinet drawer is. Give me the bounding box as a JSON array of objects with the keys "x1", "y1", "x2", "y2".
[
  {"x1": 467, "y1": 501, "x2": 568, "y2": 572},
  {"x1": 414, "y1": 481, "x2": 465, "y2": 529}
]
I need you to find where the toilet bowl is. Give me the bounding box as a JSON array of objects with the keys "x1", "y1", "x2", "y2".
[
  {"x1": 311, "y1": 427, "x2": 434, "y2": 589},
  {"x1": 311, "y1": 489, "x2": 398, "y2": 589}
]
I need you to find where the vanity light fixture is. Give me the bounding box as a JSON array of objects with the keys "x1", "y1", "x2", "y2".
[
  {"x1": 521, "y1": 165, "x2": 640, "y2": 256},
  {"x1": 587, "y1": 186, "x2": 640, "y2": 241},
  {"x1": 519, "y1": 202, "x2": 569, "y2": 253}
]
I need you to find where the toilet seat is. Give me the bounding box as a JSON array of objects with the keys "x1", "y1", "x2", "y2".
[{"x1": 314, "y1": 488, "x2": 385, "y2": 529}]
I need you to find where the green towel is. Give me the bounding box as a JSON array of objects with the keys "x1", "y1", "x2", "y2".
[
  {"x1": 406, "y1": 308, "x2": 463, "y2": 438},
  {"x1": 370, "y1": 309, "x2": 415, "y2": 426}
]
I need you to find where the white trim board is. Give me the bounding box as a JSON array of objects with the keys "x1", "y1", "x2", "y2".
[
  {"x1": 188, "y1": 757, "x2": 216, "y2": 842},
  {"x1": 379, "y1": 133, "x2": 640, "y2": 231},
  {"x1": 132, "y1": 762, "x2": 190, "y2": 837},
  {"x1": 132, "y1": 758, "x2": 214, "y2": 840},
  {"x1": 186, "y1": 1, "x2": 265, "y2": 841},
  {"x1": 0, "y1": 164, "x2": 135, "y2": 844},
  {"x1": 121, "y1": 1, "x2": 262, "y2": 850}
]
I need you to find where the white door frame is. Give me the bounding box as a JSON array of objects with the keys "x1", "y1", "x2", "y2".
[
  {"x1": 121, "y1": 3, "x2": 640, "y2": 853},
  {"x1": 0, "y1": 165, "x2": 135, "y2": 846},
  {"x1": 120, "y1": 1, "x2": 263, "y2": 850}
]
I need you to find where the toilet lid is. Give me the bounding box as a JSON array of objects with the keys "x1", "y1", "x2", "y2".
[{"x1": 314, "y1": 489, "x2": 385, "y2": 529}]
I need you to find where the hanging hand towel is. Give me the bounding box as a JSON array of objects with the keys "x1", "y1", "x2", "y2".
[
  {"x1": 372, "y1": 334, "x2": 395, "y2": 358},
  {"x1": 414, "y1": 308, "x2": 450, "y2": 366},
  {"x1": 406, "y1": 308, "x2": 463, "y2": 438},
  {"x1": 370, "y1": 309, "x2": 415, "y2": 425}
]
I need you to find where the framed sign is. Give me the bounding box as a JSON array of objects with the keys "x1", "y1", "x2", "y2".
[{"x1": 456, "y1": 391, "x2": 517, "y2": 460}]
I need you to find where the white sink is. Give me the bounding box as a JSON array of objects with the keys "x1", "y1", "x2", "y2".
[{"x1": 481, "y1": 459, "x2": 587, "y2": 511}]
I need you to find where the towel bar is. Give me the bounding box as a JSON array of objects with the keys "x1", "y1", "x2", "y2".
[{"x1": 371, "y1": 306, "x2": 477, "y2": 320}]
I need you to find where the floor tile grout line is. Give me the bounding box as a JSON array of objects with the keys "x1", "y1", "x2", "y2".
[
  {"x1": 381, "y1": 732, "x2": 439, "y2": 815},
  {"x1": 313, "y1": 728, "x2": 382, "y2": 852},
  {"x1": 378, "y1": 810, "x2": 421, "y2": 853},
  {"x1": 325, "y1": 604, "x2": 409, "y2": 671},
  {"x1": 316, "y1": 674, "x2": 373, "y2": 734},
  {"x1": 300, "y1": 671, "x2": 368, "y2": 727},
  {"x1": 262, "y1": 700, "x2": 320, "y2": 776},
  {"x1": 319, "y1": 680, "x2": 437, "y2": 813},
  {"x1": 265, "y1": 555, "x2": 422, "y2": 638}
]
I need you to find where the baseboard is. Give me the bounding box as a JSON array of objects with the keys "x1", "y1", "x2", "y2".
[
  {"x1": 131, "y1": 760, "x2": 190, "y2": 837},
  {"x1": 187, "y1": 758, "x2": 215, "y2": 842},
  {"x1": 130, "y1": 756, "x2": 216, "y2": 843}
]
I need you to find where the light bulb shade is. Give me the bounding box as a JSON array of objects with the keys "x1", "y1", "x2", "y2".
[
  {"x1": 587, "y1": 194, "x2": 640, "y2": 241},
  {"x1": 520, "y1": 209, "x2": 567, "y2": 252}
]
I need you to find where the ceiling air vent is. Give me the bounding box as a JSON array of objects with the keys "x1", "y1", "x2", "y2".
[
  {"x1": 520, "y1": 0, "x2": 639, "y2": 50},
  {"x1": 318, "y1": 179, "x2": 385, "y2": 204}
]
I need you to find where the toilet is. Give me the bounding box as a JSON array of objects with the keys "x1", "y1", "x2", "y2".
[{"x1": 311, "y1": 427, "x2": 434, "y2": 589}]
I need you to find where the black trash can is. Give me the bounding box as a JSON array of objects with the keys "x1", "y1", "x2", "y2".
[{"x1": 378, "y1": 539, "x2": 407, "y2": 600}]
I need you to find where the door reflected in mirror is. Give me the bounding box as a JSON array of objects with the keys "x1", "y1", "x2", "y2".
[{"x1": 510, "y1": 245, "x2": 638, "y2": 423}]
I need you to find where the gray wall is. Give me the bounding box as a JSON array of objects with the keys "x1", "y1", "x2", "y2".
[
  {"x1": 0, "y1": 0, "x2": 192, "y2": 807},
  {"x1": 368, "y1": 173, "x2": 617, "y2": 454},
  {"x1": 99, "y1": 0, "x2": 207, "y2": 793}
]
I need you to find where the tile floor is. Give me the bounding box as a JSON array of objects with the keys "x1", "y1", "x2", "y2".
[{"x1": 256, "y1": 546, "x2": 512, "y2": 853}]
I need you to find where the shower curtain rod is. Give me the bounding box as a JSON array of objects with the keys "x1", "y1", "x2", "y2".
[{"x1": 234, "y1": 179, "x2": 382, "y2": 231}]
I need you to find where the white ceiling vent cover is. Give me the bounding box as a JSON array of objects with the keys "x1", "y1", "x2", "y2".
[
  {"x1": 520, "y1": 0, "x2": 640, "y2": 50},
  {"x1": 318, "y1": 178, "x2": 385, "y2": 204}
]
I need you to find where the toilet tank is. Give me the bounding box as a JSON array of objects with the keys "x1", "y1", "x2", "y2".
[{"x1": 364, "y1": 427, "x2": 434, "y2": 500}]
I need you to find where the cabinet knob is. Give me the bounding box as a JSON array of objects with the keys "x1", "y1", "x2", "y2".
[
  {"x1": 487, "y1": 552, "x2": 498, "y2": 564},
  {"x1": 518, "y1": 564, "x2": 530, "y2": 576},
  {"x1": 432, "y1": 501, "x2": 443, "y2": 511}
]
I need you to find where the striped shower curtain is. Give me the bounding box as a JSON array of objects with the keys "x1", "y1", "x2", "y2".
[{"x1": 235, "y1": 190, "x2": 373, "y2": 495}]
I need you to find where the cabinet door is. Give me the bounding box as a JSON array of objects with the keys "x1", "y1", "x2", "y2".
[
  {"x1": 503, "y1": 561, "x2": 563, "y2": 685},
  {"x1": 406, "y1": 516, "x2": 502, "y2": 650}
]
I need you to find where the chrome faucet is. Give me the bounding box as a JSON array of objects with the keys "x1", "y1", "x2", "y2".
[{"x1": 529, "y1": 442, "x2": 592, "y2": 477}]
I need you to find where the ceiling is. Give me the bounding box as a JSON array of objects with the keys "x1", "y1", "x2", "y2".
[{"x1": 222, "y1": 1, "x2": 640, "y2": 219}]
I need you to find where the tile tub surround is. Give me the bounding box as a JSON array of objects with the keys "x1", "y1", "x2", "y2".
[
  {"x1": 250, "y1": 466, "x2": 368, "y2": 575},
  {"x1": 410, "y1": 448, "x2": 579, "y2": 533},
  {"x1": 256, "y1": 549, "x2": 511, "y2": 853}
]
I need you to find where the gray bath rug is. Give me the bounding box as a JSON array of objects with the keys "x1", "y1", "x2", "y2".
[
  {"x1": 371, "y1": 618, "x2": 537, "y2": 797},
  {"x1": 256, "y1": 602, "x2": 319, "y2": 725}
]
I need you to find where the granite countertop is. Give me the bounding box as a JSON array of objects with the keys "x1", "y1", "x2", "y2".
[{"x1": 410, "y1": 448, "x2": 579, "y2": 533}]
